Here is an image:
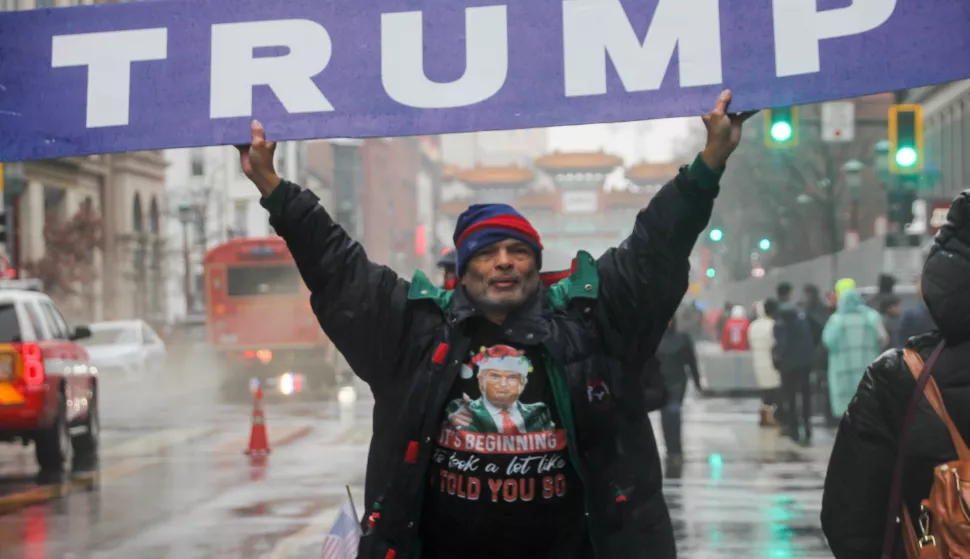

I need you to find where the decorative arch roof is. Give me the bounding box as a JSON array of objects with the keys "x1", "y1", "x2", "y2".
[
  {"x1": 534, "y1": 150, "x2": 624, "y2": 172},
  {"x1": 625, "y1": 162, "x2": 682, "y2": 184},
  {"x1": 453, "y1": 164, "x2": 535, "y2": 186}
]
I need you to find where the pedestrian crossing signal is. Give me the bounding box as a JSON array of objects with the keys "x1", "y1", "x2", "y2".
[
  {"x1": 888, "y1": 104, "x2": 923, "y2": 175},
  {"x1": 764, "y1": 107, "x2": 799, "y2": 148}
]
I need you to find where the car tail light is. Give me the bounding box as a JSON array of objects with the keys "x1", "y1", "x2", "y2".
[{"x1": 21, "y1": 343, "x2": 44, "y2": 385}]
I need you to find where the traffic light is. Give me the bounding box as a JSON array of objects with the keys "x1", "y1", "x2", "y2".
[
  {"x1": 888, "y1": 104, "x2": 923, "y2": 175},
  {"x1": 764, "y1": 107, "x2": 799, "y2": 148},
  {"x1": 758, "y1": 238, "x2": 771, "y2": 251},
  {"x1": 705, "y1": 267, "x2": 716, "y2": 279},
  {"x1": 708, "y1": 228, "x2": 723, "y2": 242}
]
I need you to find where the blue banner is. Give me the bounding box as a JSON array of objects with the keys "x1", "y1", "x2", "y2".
[{"x1": 0, "y1": 0, "x2": 968, "y2": 161}]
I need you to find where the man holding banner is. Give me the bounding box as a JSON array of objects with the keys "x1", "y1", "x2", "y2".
[{"x1": 237, "y1": 90, "x2": 751, "y2": 559}]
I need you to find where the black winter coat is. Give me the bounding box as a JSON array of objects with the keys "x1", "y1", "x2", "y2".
[
  {"x1": 655, "y1": 329, "x2": 700, "y2": 404},
  {"x1": 772, "y1": 301, "x2": 816, "y2": 373},
  {"x1": 260, "y1": 157, "x2": 721, "y2": 559},
  {"x1": 821, "y1": 189, "x2": 970, "y2": 558}
]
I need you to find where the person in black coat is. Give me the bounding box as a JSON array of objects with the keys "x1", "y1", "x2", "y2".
[
  {"x1": 235, "y1": 90, "x2": 752, "y2": 559},
  {"x1": 821, "y1": 189, "x2": 970, "y2": 558},
  {"x1": 654, "y1": 318, "x2": 701, "y2": 467}
]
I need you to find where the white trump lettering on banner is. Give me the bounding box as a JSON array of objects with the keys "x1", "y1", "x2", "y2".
[
  {"x1": 51, "y1": 28, "x2": 168, "y2": 128},
  {"x1": 773, "y1": 0, "x2": 896, "y2": 77},
  {"x1": 562, "y1": 0, "x2": 722, "y2": 97},
  {"x1": 381, "y1": 6, "x2": 508, "y2": 108},
  {"x1": 209, "y1": 19, "x2": 334, "y2": 119}
]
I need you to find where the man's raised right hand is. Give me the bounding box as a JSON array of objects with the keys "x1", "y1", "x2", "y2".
[{"x1": 235, "y1": 120, "x2": 280, "y2": 196}]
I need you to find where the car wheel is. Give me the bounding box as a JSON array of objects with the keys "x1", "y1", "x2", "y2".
[
  {"x1": 34, "y1": 392, "x2": 72, "y2": 473},
  {"x1": 72, "y1": 392, "x2": 99, "y2": 467}
]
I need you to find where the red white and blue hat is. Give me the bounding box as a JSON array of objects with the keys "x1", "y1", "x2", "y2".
[{"x1": 452, "y1": 204, "x2": 543, "y2": 276}]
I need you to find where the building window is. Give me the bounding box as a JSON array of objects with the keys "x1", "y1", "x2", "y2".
[
  {"x1": 234, "y1": 200, "x2": 248, "y2": 237},
  {"x1": 951, "y1": 104, "x2": 963, "y2": 197},
  {"x1": 132, "y1": 192, "x2": 144, "y2": 233},
  {"x1": 190, "y1": 149, "x2": 204, "y2": 176},
  {"x1": 35, "y1": 0, "x2": 54, "y2": 7},
  {"x1": 963, "y1": 99, "x2": 970, "y2": 194},
  {"x1": 942, "y1": 114, "x2": 953, "y2": 195},
  {"x1": 43, "y1": 186, "x2": 66, "y2": 219},
  {"x1": 149, "y1": 197, "x2": 160, "y2": 234},
  {"x1": 277, "y1": 148, "x2": 287, "y2": 179}
]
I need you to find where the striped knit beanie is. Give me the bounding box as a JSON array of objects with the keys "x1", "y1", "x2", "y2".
[{"x1": 453, "y1": 203, "x2": 543, "y2": 276}]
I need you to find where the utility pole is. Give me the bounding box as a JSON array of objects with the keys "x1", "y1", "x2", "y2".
[{"x1": 178, "y1": 201, "x2": 194, "y2": 316}]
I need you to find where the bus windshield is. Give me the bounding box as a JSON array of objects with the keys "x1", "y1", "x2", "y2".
[{"x1": 226, "y1": 265, "x2": 302, "y2": 297}]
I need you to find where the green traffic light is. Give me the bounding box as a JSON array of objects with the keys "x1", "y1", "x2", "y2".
[
  {"x1": 758, "y1": 238, "x2": 771, "y2": 251},
  {"x1": 770, "y1": 121, "x2": 793, "y2": 142},
  {"x1": 895, "y1": 147, "x2": 918, "y2": 168},
  {"x1": 709, "y1": 228, "x2": 723, "y2": 242},
  {"x1": 705, "y1": 268, "x2": 716, "y2": 279}
]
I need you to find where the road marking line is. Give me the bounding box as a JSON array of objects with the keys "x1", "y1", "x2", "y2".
[
  {"x1": 0, "y1": 457, "x2": 162, "y2": 514},
  {"x1": 0, "y1": 427, "x2": 217, "y2": 515}
]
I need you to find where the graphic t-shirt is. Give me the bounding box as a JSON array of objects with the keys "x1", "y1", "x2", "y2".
[{"x1": 421, "y1": 319, "x2": 587, "y2": 559}]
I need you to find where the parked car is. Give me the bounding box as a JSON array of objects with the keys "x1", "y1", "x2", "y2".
[
  {"x1": 0, "y1": 278, "x2": 97, "y2": 472},
  {"x1": 82, "y1": 319, "x2": 167, "y2": 376}
]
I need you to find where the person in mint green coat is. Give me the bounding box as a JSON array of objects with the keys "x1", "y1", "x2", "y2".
[{"x1": 822, "y1": 288, "x2": 889, "y2": 419}]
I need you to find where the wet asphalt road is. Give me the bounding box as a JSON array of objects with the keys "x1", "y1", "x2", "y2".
[{"x1": 0, "y1": 349, "x2": 834, "y2": 558}]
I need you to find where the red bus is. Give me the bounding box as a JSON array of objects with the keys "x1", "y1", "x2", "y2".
[{"x1": 203, "y1": 237, "x2": 338, "y2": 397}]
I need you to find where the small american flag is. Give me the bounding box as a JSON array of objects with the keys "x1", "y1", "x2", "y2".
[{"x1": 321, "y1": 494, "x2": 362, "y2": 559}]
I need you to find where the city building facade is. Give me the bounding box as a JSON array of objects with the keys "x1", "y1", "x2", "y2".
[
  {"x1": 162, "y1": 142, "x2": 307, "y2": 322},
  {"x1": 902, "y1": 79, "x2": 970, "y2": 199}
]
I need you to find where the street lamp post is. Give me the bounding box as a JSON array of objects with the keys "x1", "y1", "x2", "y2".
[
  {"x1": 178, "y1": 201, "x2": 194, "y2": 316},
  {"x1": 874, "y1": 140, "x2": 891, "y2": 179}
]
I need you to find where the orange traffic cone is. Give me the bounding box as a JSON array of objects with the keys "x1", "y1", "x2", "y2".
[{"x1": 245, "y1": 388, "x2": 271, "y2": 457}]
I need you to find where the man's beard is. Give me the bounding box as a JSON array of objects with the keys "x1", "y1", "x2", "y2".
[{"x1": 466, "y1": 275, "x2": 540, "y2": 311}]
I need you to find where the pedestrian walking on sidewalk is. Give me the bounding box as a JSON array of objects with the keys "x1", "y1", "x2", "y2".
[
  {"x1": 821, "y1": 189, "x2": 970, "y2": 559},
  {"x1": 772, "y1": 282, "x2": 818, "y2": 444},
  {"x1": 822, "y1": 288, "x2": 887, "y2": 421},
  {"x1": 720, "y1": 305, "x2": 751, "y2": 352},
  {"x1": 655, "y1": 317, "x2": 701, "y2": 468},
  {"x1": 748, "y1": 299, "x2": 782, "y2": 427},
  {"x1": 235, "y1": 90, "x2": 752, "y2": 559}
]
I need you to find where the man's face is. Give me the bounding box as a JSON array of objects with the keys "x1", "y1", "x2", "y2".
[
  {"x1": 478, "y1": 368, "x2": 525, "y2": 409},
  {"x1": 461, "y1": 238, "x2": 539, "y2": 311}
]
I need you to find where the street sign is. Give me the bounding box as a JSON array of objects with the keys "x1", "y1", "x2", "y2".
[{"x1": 821, "y1": 101, "x2": 855, "y2": 142}]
